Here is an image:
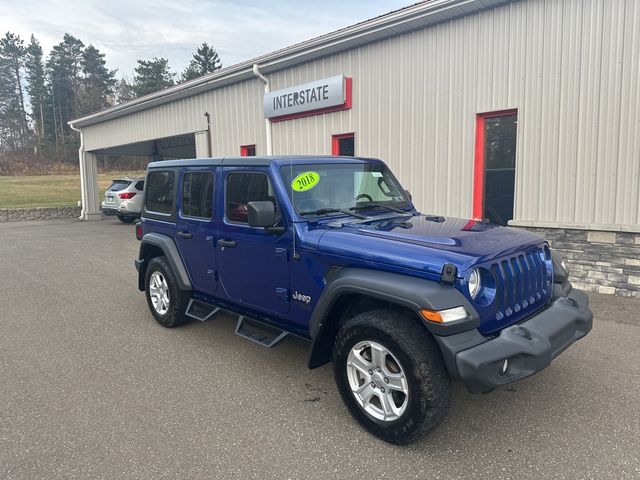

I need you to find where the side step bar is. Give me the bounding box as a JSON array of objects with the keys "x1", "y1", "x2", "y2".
[
  {"x1": 185, "y1": 298, "x2": 288, "y2": 348},
  {"x1": 185, "y1": 299, "x2": 221, "y2": 322},
  {"x1": 235, "y1": 316, "x2": 288, "y2": 348}
]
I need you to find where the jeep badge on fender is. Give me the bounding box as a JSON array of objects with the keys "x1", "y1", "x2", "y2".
[{"x1": 134, "y1": 156, "x2": 592, "y2": 445}]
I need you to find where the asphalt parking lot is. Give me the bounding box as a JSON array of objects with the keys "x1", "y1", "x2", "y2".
[{"x1": 0, "y1": 219, "x2": 638, "y2": 479}]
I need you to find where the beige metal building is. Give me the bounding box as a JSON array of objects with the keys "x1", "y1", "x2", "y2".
[{"x1": 70, "y1": 0, "x2": 640, "y2": 295}]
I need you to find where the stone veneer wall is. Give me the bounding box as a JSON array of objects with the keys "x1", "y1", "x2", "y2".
[
  {"x1": 518, "y1": 227, "x2": 640, "y2": 297},
  {"x1": 0, "y1": 206, "x2": 81, "y2": 222}
]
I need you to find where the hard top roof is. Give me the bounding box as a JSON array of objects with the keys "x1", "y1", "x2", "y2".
[{"x1": 146, "y1": 156, "x2": 384, "y2": 169}]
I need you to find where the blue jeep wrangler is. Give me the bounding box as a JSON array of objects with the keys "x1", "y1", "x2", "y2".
[{"x1": 135, "y1": 156, "x2": 592, "y2": 444}]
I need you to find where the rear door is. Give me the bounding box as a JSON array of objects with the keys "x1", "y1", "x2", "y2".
[{"x1": 175, "y1": 167, "x2": 217, "y2": 295}]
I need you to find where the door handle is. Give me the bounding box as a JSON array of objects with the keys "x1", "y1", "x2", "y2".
[
  {"x1": 217, "y1": 239, "x2": 237, "y2": 248},
  {"x1": 177, "y1": 231, "x2": 193, "y2": 239}
]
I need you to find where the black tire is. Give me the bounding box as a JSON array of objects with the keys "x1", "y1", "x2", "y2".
[
  {"x1": 144, "y1": 256, "x2": 190, "y2": 328},
  {"x1": 117, "y1": 215, "x2": 136, "y2": 224},
  {"x1": 333, "y1": 309, "x2": 451, "y2": 445}
]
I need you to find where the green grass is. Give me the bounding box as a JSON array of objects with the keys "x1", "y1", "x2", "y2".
[{"x1": 0, "y1": 172, "x2": 145, "y2": 209}]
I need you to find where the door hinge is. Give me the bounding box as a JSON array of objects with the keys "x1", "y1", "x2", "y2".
[
  {"x1": 276, "y1": 287, "x2": 290, "y2": 302},
  {"x1": 275, "y1": 247, "x2": 288, "y2": 261}
]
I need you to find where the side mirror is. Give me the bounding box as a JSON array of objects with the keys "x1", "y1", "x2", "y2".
[
  {"x1": 247, "y1": 201, "x2": 277, "y2": 228},
  {"x1": 404, "y1": 189, "x2": 413, "y2": 202}
]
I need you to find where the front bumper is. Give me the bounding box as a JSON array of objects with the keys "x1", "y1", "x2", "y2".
[{"x1": 436, "y1": 289, "x2": 592, "y2": 393}]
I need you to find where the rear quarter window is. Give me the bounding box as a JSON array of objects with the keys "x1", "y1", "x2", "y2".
[
  {"x1": 144, "y1": 171, "x2": 175, "y2": 217},
  {"x1": 182, "y1": 171, "x2": 214, "y2": 219}
]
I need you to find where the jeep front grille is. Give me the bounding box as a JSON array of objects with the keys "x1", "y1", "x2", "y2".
[{"x1": 490, "y1": 248, "x2": 550, "y2": 320}]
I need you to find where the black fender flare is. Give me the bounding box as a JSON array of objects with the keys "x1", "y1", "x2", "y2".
[
  {"x1": 136, "y1": 233, "x2": 192, "y2": 291},
  {"x1": 307, "y1": 268, "x2": 479, "y2": 368}
]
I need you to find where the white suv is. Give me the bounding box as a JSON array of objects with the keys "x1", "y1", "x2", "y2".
[{"x1": 102, "y1": 177, "x2": 144, "y2": 223}]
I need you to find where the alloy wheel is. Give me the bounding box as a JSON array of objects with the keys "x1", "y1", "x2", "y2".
[
  {"x1": 149, "y1": 271, "x2": 170, "y2": 315},
  {"x1": 346, "y1": 340, "x2": 409, "y2": 421}
]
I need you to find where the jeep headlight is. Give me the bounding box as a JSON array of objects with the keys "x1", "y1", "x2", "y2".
[{"x1": 468, "y1": 268, "x2": 481, "y2": 299}]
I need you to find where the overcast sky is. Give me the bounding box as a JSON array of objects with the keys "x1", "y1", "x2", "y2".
[{"x1": 0, "y1": 0, "x2": 412, "y2": 79}]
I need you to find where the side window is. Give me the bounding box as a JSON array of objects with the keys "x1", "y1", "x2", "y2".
[
  {"x1": 226, "y1": 172, "x2": 278, "y2": 224},
  {"x1": 145, "y1": 171, "x2": 175, "y2": 214},
  {"x1": 135, "y1": 180, "x2": 145, "y2": 191},
  {"x1": 182, "y1": 171, "x2": 214, "y2": 219}
]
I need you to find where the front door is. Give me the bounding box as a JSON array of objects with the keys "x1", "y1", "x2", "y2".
[
  {"x1": 474, "y1": 110, "x2": 518, "y2": 226},
  {"x1": 216, "y1": 168, "x2": 291, "y2": 314},
  {"x1": 175, "y1": 168, "x2": 217, "y2": 295}
]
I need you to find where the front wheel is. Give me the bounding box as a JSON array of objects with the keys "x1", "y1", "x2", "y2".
[{"x1": 333, "y1": 309, "x2": 451, "y2": 445}]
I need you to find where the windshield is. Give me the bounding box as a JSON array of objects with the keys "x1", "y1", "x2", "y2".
[{"x1": 280, "y1": 163, "x2": 411, "y2": 217}]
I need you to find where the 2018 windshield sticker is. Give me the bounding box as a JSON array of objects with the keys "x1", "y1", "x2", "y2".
[{"x1": 292, "y1": 171, "x2": 320, "y2": 192}]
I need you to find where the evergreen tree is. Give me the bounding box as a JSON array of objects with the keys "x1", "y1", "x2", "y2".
[
  {"x1": 0, "y1": 56, "x2": 20, "y2": 150},
  {"x1": 181, "y1": 43, "x2": 222, "y2": 82},
  {"x1": 133, "y1": 57, "x2": 174, "y2": 97},
  {"x1": 46, "y1": 34, "x2": 84, "y2": 145},
  {"x1": 25, "y1": 35, "x2": 47, "y2": 146},
  {"x1": 79, "y1": 44, "x2": 116, "y2": 115},
  {"x1": 115, "y1": 77, "x2": 135, "y2": 104},
  {"x1": 0, "y1": 32, "x2": 28, "y2": 149},
  {"x1": 0, "y1": 32, "x2": 226, "y2": 155}
]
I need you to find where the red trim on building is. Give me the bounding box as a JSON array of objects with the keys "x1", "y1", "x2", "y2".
[
  {"x1": 332, "y1": 133, "x2": 354, "y2": 156},
  {"x1": 240, "y1": 144, "x2": 256, "y2": 156},
  {"x1": 270, "y1": 77, "x2": 352, "y2": 123},
  {"x1": 472, "y1": 109, "x2": 517, "y2": 220},
  {"x1": 472, "y1": 116, "x2": 486, "y2": 220}
]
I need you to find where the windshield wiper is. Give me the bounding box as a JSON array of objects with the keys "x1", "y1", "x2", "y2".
[
  {"x1": 299, "y1": 208, "x2": 367, "y2": 219},
  {"x1": 349, "y1": 202, "x2": 410, "y2": 214}
]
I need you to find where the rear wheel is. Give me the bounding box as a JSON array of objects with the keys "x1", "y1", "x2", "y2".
[
  {"x1": 117, "y1": 215, "x2": 136, "y2": 223},
  {"x1": 333, "y1": 309, "x2": 451, "y2": 445},
  {"x1": 145, "y1": 256, "x2": 189, "y2": 328}
]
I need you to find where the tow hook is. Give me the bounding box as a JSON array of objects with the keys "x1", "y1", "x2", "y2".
[{"x1": 516, "y1": 325, "x2": 532, "y2": 340}]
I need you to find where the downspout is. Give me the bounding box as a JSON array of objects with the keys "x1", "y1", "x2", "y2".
[
  {"x1": 204, "y1": 112, "x2": 213, "y2": 157},
  {"x1": 252, "y1": 64, "x2": 272, "y2": 155},
  {"x1": 69, "y1": 122, "x2": 86, "y2": 220}
]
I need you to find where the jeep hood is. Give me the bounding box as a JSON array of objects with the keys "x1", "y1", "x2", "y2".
[{"x1": 316, "y1": 215, "x2": 546, "y2": 277}]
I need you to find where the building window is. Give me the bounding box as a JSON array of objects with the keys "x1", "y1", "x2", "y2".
[
  {"x1": 332, "y1": 133, "x2": 355, "y2": 156},
  {"x1": 181, "y1": 171, "x2": 214, "y2": 219},
  {"x1": 473, "y1": 110, "x2": 518, "y2": 226},
  {"x1": 240, "y1": 144, "x2": 256, "y2": 156}
]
